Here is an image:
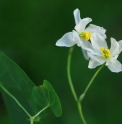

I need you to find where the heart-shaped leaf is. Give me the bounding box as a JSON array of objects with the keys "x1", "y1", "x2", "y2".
[
  {"x1": 32, "y1": 80, "x2": 62, "y2": 117},
  {"x1": 0, "y1": 52, "x2": 45, "y2": 124}
]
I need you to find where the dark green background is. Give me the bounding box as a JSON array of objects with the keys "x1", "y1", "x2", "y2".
[{"x1": 0, "y1": 0, "x2": 122, "y2": 124}]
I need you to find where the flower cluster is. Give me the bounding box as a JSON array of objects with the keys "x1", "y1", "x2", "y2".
[{"x1": 56, "y1": 8, "x2": 122, "y2": 73}]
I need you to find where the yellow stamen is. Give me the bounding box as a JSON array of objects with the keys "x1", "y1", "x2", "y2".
[
  {"x1": 100, "y1": 47, "x2": 104, "y2": 51},
  {"x1": 100, "y1": 47, "x2": 110, "y2": 58},
  {"x1": 79, "y1": 31, "x2": 92, "y2": 41}
]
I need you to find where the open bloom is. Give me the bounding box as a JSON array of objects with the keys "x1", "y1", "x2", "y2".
[
  {"x1": 56, "y1": 8, "x2": 106, "y2": 59},
  {"x1": 56, "y1": 9, "x2": 106, "y2": 47},
  {"x1": 87, "y1": 33, "x2": 122, "y2": 72},
  {"x1": 73, "y1": 8, "x2": 106, "y2": 46}
]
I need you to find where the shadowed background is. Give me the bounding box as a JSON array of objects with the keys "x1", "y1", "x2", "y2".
[{"x1": 0, "y1": 0, "x2": 122, "y2": 124}]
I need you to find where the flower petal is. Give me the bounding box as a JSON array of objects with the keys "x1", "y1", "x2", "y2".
[
  {"x1": 73, "y1": 8, "x2": 81, "y2": 25},
  {"x1": 118, "y1": 40, "x2": 122, "y2": 53},
  {"x1": 75, "y1": 18, "x2": 92, "y2": 33},
  {"x1": 107, "y1": 59, "x2": 122, "y2": 73},
  {"x1": 72, "y1": 30, "x2": 82, "y2": 46},
  {"x1": 81, "y1": 49, "x2": 89, "y2": 60},
  {"x1": 110, "y1": 38, "x2": 119, "y2": 56},
  {"x1": 91, "y1": 33, "x2": 107, "y2": 53},
  {"x1": 100, "y1": 27, "x2": 106, "y2": 33},
  {"x1": 81, "y1": 40, "x2": 97, "y2": 54},
  {"x1": 88, "y1": 52, "x2": 105, "y2": 64},
  {"x1": 56, "y1": 32, "x2": 75, "y2": 47},
  {"x1": 72, "y1": 31, "x2": 96, "y2": 54},
  {"x1": 88, "y1": 59, "x2": 102, "y2": 69},
  {"x1": 85, "y1": 24, "x2": 107, "y2": 39}
]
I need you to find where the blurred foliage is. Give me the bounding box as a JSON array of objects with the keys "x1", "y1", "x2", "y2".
[
  {"x1": 0, "y1": 0, "x2": 122, "y2": 124},
  {"x1": 0, "y1": 52, "x2": 62, "y2": 124}
]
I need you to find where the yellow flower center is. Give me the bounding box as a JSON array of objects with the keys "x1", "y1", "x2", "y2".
[
  {"x1": 100, "y1": 47, "x2": 111, "y2": 58},
  {"x1": 79, "y1": 31, "x2": 92, "y2": 41}
]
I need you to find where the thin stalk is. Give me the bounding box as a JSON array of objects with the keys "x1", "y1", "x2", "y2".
[
  {"x1": 30, "y1": 118, "x2": 33, "y2": 124},
  {"x1": 32, "y1": 105, "x2": 49, "y2": 119},
  {"x1": 67, "y1": 47, "x2": 77, "y2": 102},
  {"x1": 0, "y1": 83, "x2": 31, "y2": 118},
  {"x1": 77, "y1": 101, "x2": 86, "y2": 124},
  {"x1": 67, "y1": 47, "x2": 86, "y2": 124},
  {"x1": 0, "y1": 83, "x2": 49, "y2": 124},
  {"x1": 30, "y1": 105, "x2": 49, "y2": 124},
  {"x1": 82, "y1": 64, "x2": 105, "y2": 99}
]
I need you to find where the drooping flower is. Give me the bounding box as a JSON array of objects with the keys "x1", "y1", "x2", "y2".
[
  {"x1": 87, "y1": 33, "x2": 122, "y2": 72},
  {"x1": 56, "y1": 8, "x2": 107, "y2": 60}
]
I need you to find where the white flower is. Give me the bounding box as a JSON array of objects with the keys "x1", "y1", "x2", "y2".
[
  {"x1": 56, "y1": 9, "x2": 106, "y2": 47},
  {"x1": 88, "y1": 33, "x2": 122, "y2": 73},
  {"x1": 73, "y1": 9, "x2": 106, "y2": 59},
  {"x1": 56, "y1": 8, "x2": 106, "y2": 60},
  {"x1": 74, "y1": 8, "x2": 106, "y2": 42}
]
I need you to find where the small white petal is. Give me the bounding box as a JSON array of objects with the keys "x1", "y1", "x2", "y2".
[
  {"x1": 106, "y1": 57, "x2": 115, "y2": 66},
  {"x1": 88, "y1": 52, "x2": 105, "y2": 64},
  {"x1": 75, "y1": 18, "x2": 92, "y2": 33},
  {"x1": 107, "y1": 59, "x2": 122, "y2": 73},
  {"x1": 72, "y1": 30, "x2": 82, "y2": 46},
  {"x1": 91, "y1": 33, "x2": 107, "y2": 53},
  {"x1": 81, "y1": 40, "x2": 97, "y2": 55},
  {"x1": 114, "y1": 55, "x2": 119, "y2": 59},
  {"x1": 110, "y1": 38, "x2": 119, "y2": 56},
  {"x1": 86, "y1": 24, "x2": 107, "y2": 39},
  {"x1": 106, "y1": 56, "x2": 119, "y2": 66},
  {"x1": 100, "y1": 27, "x2": 106, "y2": 33},
  {"x1": 88, "y1": 59, "x2": 102, "y2": 69},
  {"x1": 118, "y1": 40, "x2": 122, "y2": 53},
  {"x1": 73, "y1": 8, "x2": 81, "y2": 25},
  {"x1": 56, "y1": 32, "x2": 75, "y2": 47},
  {"x1": 81, "y1": 49, "x2": 89, "y2": 60}
]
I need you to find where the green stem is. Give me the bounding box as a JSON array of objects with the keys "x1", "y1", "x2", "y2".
[
  {"x1": 0, "y1": 83, "x2": 50, "y2": 124},
  {"x1": 30, "y1": 105, "x2": 49, "y2": 124},
  {"x1": 0, "y1": 83, "x2": 31, "y2": 118},
  {"x1": 67, "y1": 47, "x2": 77, "y2": 102},
  {"x1": 77, "y1": 101, "x2": 86, "y2": 124},
  {"x1": 32, "y1": 105, "x2": 49, "y2": 119},
  {"x1": 30, "y1": 118, "x2": 33, "y2": 124},
  {"x1": 81, "y1": 64, "x2": 105, "y2": 100},
  {"x1": 67, "y1": 47, "x2": 86, "y2": 124}
]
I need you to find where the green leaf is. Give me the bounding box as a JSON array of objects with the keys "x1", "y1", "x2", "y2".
[
  {"x1": 0, "y1": 52, "x2": 46, "y2": 124},
  {"x1": 32, "y1": 80, "x2": 62, "y2": 117}
]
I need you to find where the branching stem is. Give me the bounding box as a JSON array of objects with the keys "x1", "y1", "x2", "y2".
[
  {"x1": 67, "y1": 47, "x2": 86, "y2": 124},
  {"x1": 0, "y1": 83, "x2": 49, "y2": 124},
  {"x1": 67, "y1": 47, "x2": 104, "y2": 124}
]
